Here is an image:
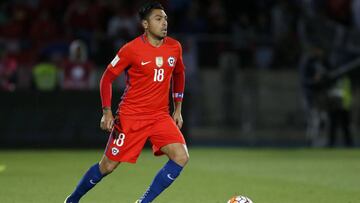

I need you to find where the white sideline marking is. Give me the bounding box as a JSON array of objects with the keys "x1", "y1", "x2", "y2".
[{"x1": 0, "y1": 165, "x2": 6, "y2": 173}]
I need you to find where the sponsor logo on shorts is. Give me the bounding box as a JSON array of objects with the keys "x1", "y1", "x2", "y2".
[{"x1": 111, "y1": 147, "x2": 119, "y2": 155}]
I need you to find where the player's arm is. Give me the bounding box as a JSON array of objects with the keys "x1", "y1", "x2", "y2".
[
  {"x1": 172, "y1": 43, "x2": 185, "y2": 129},
  {"x1": 100, "y1": 46, "x2": 131, "y2": 132},
  {"x1": 172, "y1": 101, "x2": 183, "y2": 129}
]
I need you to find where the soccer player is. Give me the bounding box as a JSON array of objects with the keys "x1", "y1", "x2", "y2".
[{"x1": 65, "y1": 2, "x2": 189, "y2": 203}]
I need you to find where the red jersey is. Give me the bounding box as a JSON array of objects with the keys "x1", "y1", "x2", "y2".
[{"x1": 100, "y1": 34, "x2": 185, "y2": 118}]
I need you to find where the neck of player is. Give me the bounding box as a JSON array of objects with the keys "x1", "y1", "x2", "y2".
[{"x1": 146, "y1": 32, "x2": 164, "y2": 47}]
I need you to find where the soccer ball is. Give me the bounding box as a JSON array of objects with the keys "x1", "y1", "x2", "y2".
[{"x1": 227, "y1": 195, "x2": 253, "y2": 203}]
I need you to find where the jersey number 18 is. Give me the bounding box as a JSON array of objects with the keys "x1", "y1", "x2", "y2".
[{"x1": 154, "y1": 68, "x2": 164, "y2": 82}]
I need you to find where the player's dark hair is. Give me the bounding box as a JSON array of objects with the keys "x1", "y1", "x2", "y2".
[{"x1": 138, "y1": 1, "x2": 164, "y2": 20}]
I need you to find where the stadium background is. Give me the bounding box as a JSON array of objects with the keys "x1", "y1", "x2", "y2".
[
  {"x1": 1, "y1": 0, "x2": 359, "y2": 148},
  {"x1": 1, "y1": 1, "x2": 360, "y2": 203}
]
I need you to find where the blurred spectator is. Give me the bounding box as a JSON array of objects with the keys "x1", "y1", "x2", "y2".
[
  {"x1": 178, "y1": 0, "x2": 207, "y2": 33},
  {"x1": 0, "y1": 46, "x2": 18, "y2": 91},
  {"x1": 327, "y1": 76, "x2": 354, "y2": 147},
  {"x1": 207, "y1": 0, "x2": 229, "y2": 33},
  {"x1": 325, "y1": 0, "x2": 351, "y2": 26},
  {"x1": 299, "y1": 0, "x2": 318, "y2": 17},
  {"x1": 32, "y1": 55, "x2": 58, "y2": 91},
  {"x1": 351, "y1": 0, "x2": 360, "y2": 30},
  {"x1": 272, "y1": 0, "x2": 290, "y2": 41},
  {"x1": 232, "y1": 13, "x2": 254, "y2": 68},
  {"x1": 254, "y1": 12, "x2": 274, "y2": 69},
  {"x1": 1, "y1": 3, "x2": 31, "y2": 53},
  {"x1": 182, "y1": 36, "x2": 200, "y2": 127},
  {"x1": 0, "y1": 2, "x2": 9, "y2": 26},
  {"x1": 271, "y1": 0, "x2": 300, "y2": 67},
  {"x1": 64, "y1": 0, "x2": 101, "y2": 43},
  {"x1": 30, "y1": 9, "x2": 59, "y2": 50},
  {"x1": 107, "y1": 3, "x2": 138, "y2": 49},
  {"x1": 220, "y1": 52, "x2": 239, "y2": 127},
  {"x1": 60, "y1": 40, "x2": 95, "y2": 90},
  {"x1": 168, "y1": 0, "x2": 191, "y2": 32},
  {"x1": 299, "y1": 45, "x2": 329, "y2": 146},
  {"x1": 1, "y1": 3, "x2": 29, "y2": 39},
  {"x1": 37, "y1": 0, "x2": 67, "y2": 20}
]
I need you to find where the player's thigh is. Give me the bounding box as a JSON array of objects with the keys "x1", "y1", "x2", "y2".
[
  {"x1": 104, "y1": 116, "x2": 152, "y2": 163},
  {"x1": 149, "y1": 115, "x2": 187, "y2": 156},
  {"x1": 161, "y1": 143, "x2": 189, "y2": 162}
]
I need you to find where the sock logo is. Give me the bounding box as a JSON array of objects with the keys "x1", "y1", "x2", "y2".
[
  {"x1": 167, "y1": 174, "x2": 175, "y2": 180},
  {"x1": 89, "y1": 179, "x2": 96, "y2": 185}
]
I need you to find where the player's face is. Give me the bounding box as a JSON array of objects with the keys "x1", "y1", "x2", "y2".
[{"x1": 145, "y1": 9, "x2": 168, "y2": 39}]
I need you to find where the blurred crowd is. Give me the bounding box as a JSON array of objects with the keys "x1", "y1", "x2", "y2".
[{"x1": 1, "y1": 0, "x2": 360, "y2": 92}]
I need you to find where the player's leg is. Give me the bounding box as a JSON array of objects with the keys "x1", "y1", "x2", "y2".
[
  {"x1": 139, "y1": 116, "x2": 188, "y2": 203},
  {"x1": 65, "y1": 155, "x2": 120, "y2": 203},
  {"x1": 66, "y1": 115, "x2": 149, "y2": 203},
  {"x1": 65, "y1": 121, "x2": 125, "y2": 203},
  {"x1": 139, "y1": 143, "x2": 189, "y2": 203},
  {"x1": 160, "y1": 143, "x2": 189, "y2": 166}
]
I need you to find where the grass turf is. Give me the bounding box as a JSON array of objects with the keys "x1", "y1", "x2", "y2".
[{"x1": 0, "y1": 148, "x2": 359, "y2": 203}]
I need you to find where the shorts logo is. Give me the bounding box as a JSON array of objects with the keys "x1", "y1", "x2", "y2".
[
  {"x1": 111, "y1": 147, "x2": 119, "y2": 155},
  {"x1": 167, "y1": 56, "x2": 175, "y2": 67},
  {"x1": 156, "y1": 56, "x2": 163, "y2": 68}
]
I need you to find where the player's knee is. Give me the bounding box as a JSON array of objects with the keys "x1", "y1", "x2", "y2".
[
  {"x1": 99, "y1": 157, "x2": 120, "y2": 174},
  {"x1": 103, "y1": 164, "x2": 116, "y2": 174},
  {"x1": 173, "y1": 152, "x2": 189, "y2": 167}
]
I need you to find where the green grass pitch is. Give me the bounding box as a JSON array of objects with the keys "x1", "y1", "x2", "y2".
[{"x1": 0, "y1": 148, "x2": 359, "y2": 203}]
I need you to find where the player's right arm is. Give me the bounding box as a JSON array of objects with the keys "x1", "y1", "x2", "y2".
[{"x1": 100, "y1": 45, "x2": 132, "y2": 132}]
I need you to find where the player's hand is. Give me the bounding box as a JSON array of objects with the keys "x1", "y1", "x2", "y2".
[
  {"x1": 100, "y1": 108, "x2": 114, "y2": 132},
  {"x1": 172, "y1": 110, "x2": 183, "y2": 129}
]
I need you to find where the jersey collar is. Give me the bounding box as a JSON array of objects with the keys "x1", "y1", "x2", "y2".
[{"x1": 141, "y1": 33, "x2": 167, "y2": 48}]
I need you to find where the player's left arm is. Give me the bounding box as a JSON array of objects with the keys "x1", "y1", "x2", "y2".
[{"x1": 172, "y1": 42, "x2": 185, "y2": 129}]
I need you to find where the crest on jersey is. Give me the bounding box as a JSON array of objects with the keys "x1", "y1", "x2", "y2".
[
  {"x1": 167, "y1": 56, "x2": 176, "y2": 67},
  {"x1": 155, "y1": 57, "x2": 163, "y2": 68}
]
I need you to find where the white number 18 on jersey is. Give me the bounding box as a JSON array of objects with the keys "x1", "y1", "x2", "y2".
[{"x1": 154, "y1": 68, "x2": 164, "y2": 82}]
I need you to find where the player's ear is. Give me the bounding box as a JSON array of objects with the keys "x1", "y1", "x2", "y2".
[{"x1": 142, "y1": 20, "x2": 148, "y2": 30}]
